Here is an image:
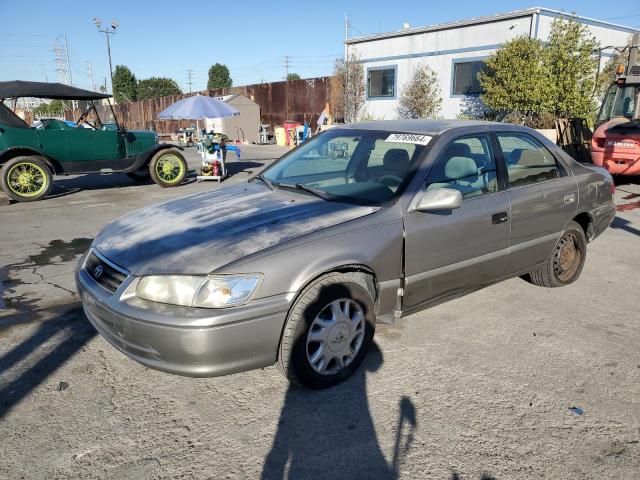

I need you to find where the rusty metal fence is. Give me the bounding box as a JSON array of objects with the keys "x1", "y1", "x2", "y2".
[{"x1": 66, "y1": 77, "x2": 331, "y2": 135}]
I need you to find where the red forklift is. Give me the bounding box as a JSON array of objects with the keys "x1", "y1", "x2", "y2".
[{"x1": 592, "y1": 33, "x2": 640, "y2": 176}]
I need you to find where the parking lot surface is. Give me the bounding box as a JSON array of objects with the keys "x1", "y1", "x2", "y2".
[{"x1": 1, "y1": 145, "x2": 639, "y2": 479}]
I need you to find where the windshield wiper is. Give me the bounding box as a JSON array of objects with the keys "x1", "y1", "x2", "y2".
[
  {"x1": 251, "y1": 174, "x2": 275, "y2": 190},
  {"x1": 276, "y1": 182, "x2": 335, "y2": 201}
]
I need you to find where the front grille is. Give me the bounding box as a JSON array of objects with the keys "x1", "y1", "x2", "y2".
[{"x1": 84, "y1": 251, "x2": 128, "y2": 293}]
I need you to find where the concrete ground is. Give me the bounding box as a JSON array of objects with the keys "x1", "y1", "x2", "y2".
[{"x1": 0, "y1": 145, "x2": 639, "y2": 480}]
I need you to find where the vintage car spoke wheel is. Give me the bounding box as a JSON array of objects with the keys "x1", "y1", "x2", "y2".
[
  {"x1": 521, "y1": 220, "x2": 587, "y2": 288},
  {"x1": 306, "y1": 298, "x2": 365, "y2": 376},
  {"x1": 149, "y1": 149, "x2": 187, "y2": 188},
  {"x1": 1, "y1": 156, "x2": 53, "y2": 202},
  {"x1": 278, "y1": 272, "x2": 376, "y2": 389}
]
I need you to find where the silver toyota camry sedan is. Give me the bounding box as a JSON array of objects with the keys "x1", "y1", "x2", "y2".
[{"x1": 76, "y1": 120, "x2": 615, "y2": 389}]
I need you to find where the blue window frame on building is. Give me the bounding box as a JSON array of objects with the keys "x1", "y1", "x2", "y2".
[
  {"x1": 367, "y1": 66, "x2": 396, "y2": 99},
  {"x1": 452, "y1": 59, "x2": 487, "y2": 95}
]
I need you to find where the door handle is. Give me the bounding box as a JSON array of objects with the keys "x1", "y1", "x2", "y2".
[{"x1": 492, "y1": 212, "x2": 508, "y2": 224}]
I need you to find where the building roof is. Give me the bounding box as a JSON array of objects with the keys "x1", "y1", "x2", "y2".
[{"x1": 345, "y1": 7, "x2": 638, "y2": 45}]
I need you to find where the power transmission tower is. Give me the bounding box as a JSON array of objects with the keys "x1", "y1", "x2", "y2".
[
  {"x1": 39, "y1": 64, "x2": 48, "y2": 82},
  {"x1": 187, "y1": 69, "x2": 194, "y2": 92},
  {"x1": 53, "y1": 38, "x2": 69, "y2": 85},
  {"x1": 87, "y1": 61, "x2": 96, "y2": 92}
]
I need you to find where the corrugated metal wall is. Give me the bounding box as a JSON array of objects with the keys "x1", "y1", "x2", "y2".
[{"x1": 67, "y1": 77, "x2": 331, "y2": 135}]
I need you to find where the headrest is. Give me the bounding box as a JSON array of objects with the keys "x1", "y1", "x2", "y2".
[
  {"x1": 515, "y1": 149, "x2": 546, "y2": 167},
  {"x1": 444, "y1": 142, "x2": 472, "y2": 158},
  {"x1": 382, "y1": 149, "x2": 410, "y2": 170},
  {"x1": 445, "y1": 156, "x2": 478, "y2": 180},
  {"x1": 508, "y1": 148, "x2": 524, "y2": 165}
]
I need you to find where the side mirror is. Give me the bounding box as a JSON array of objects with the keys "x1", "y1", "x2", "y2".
[{"x1": 412, "y1": 188, "x2": 462, "y2": 212}]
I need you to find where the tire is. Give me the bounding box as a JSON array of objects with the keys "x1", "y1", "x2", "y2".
[
  {"x1": 522, "y1": 220, "x2": 587, "y2": 288},
  {"x1": 0, "y1": 156, "x2": 53, "y2": 202},
  {"x1": 278, "y1": 272, "x2": 376, "y2": 389},
  {"x1": 149, "y1": 149, "x2": 187, "y2": 187},
  {"x1": 127, "y1": 169, "x2": 151, "y2": 182}
]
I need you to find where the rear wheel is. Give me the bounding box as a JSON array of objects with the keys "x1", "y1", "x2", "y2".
[
  {"x1": 1, "y1": 156, "x2": 53, "y2": 202},
  {"x1": 278, "y1": 272, "x2": 376, "y2": 389},
  {"x1": 149, "y1": 149, "x2": 187, "y2": 187},
  {"x1": 522, "y1": 220, "x2": 587, "y2": 288}
]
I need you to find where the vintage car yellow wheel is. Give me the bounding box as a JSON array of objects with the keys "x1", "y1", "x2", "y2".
[
  {"x1": 149, "y1": 149, "x2": 187, "y2": 188},
  {"x1": 1, "y1": 156, "x2": 53, "y2": 202}
]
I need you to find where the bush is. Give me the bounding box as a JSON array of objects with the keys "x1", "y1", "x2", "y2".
[{"x1": 397, "y1": 64, "x2": 442, "y2": 119}]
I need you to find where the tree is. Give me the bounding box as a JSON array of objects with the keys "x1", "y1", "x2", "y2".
[
  {"x1": 329, "y1": 53, "x2": 365, "y2": 123},
  {"x1": 207, "y1": 63, "x2": 232, "y2": 89},
  {"x1": 286, "y1": 73, "x2": 301, "y2": 81},
  {"x1": 478, "y1": 36, "x2": 552, "y2": 117},
  {"x1": 112, "y1": 65, "x2": 137, "y2": 103},
  {"x1": 545, "y1": 17, "x2": 598, "y2": 118},
  {"x1": 33, "y1": 99, "x2": 64, "y2": 118},
  {"x1": 596, "y1": 53, "x2": 621, "y2": 98},
  {"x1": 136, "y1": 77, "x2": 182, "y2": 100},
  {"x1": 397, "y1": 64, "x2": 442, "y2": 119}
]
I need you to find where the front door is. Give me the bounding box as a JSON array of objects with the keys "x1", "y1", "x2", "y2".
[{"x1": 403, "y1": 134, "x2": 511, "y2": 311}]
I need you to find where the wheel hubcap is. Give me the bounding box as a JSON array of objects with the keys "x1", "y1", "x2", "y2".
[
  {"x1": 553, "y1": 232, "x2": 581, "y2": 282},
  {"x1": 7, "y1": 163, "x2": 47, "y2": 197},
  {"x1": 306, "y1": 298, "x2": 365, "y2": 375},
  {"x1": 155, "y1": 154, "x2": 184, "y2": 183}
]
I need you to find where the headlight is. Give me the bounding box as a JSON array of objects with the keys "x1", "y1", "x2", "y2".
[{"x1": 136, "y1": 274, "x2": 262, "y2": 308}]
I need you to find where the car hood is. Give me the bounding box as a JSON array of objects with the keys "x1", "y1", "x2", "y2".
[{"x1": 93, "y1": 182, "x2": 379, "y2": 276}]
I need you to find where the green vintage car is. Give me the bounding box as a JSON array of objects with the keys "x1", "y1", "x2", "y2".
[{"x1": 0, "y1": 81, "x2": 188, "y2": 202}]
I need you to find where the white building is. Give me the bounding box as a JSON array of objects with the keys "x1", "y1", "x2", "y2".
[{"x1": 346, "y1": 7, "x2": 638, "y2": 119}]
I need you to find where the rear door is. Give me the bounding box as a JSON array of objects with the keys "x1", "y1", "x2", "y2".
[
  {"x1": 495, "y1": 132, "x2": 578, "y2": 274},
  {"x1": 403, "y1": 133, "x2": 511, "y2": 311}
]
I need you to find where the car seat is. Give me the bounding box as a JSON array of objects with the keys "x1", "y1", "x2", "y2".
[
  {"x1": 427, "y1": 156, "x2": 480, "y2": 196},
  {"x1": 378, "y1": 148, "x2": 410, "y2": 188}
]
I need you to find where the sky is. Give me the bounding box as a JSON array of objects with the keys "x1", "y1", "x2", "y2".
[{"x1": 1, "y1": 0, "x2": 639, "y2": 93}]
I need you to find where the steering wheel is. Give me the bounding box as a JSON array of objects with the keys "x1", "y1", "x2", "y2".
[
  {"x1": 378, "y1": 174, "x2": 404, "y2": 189},
  {"x1": 76, "y1": 107, "x2": 97, "y2": 129}
]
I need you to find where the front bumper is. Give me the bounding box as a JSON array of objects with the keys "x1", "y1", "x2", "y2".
[{"x1": 76, "y1": 253, "x2": 292, "y2": 377}]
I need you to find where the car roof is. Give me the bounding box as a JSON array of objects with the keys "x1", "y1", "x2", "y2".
[{"x1": 334, "y1": 119, "x2": 523, "y2": 136}]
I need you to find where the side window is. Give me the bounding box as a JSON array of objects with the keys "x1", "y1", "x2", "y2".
[
  {"x1": 497, "y1": 134, "x2": 560, "y2": 188},
  {"x1": 424, "y1": 135, "x2": 498, "y2": 198}
]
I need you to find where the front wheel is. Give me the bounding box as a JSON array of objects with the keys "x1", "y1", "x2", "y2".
[
  {"x1": 278, "y1": 272, "x2": 376, "y2": 389},
  {"x1": 1, "y1": 156, "x2": 53, "y2": 202},
  {"x1": 522, "y1": 220, "x2": 587, "y2": 288},
  {"x1": 149, "y1": 149, "x2": 187, "y2": 187}
]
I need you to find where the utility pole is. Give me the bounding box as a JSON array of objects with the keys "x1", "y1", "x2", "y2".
[
  {"x1": 63, "y1": 35, "x2": 78, "y2": 110},
  {"x1": 93, "y1": 18, "x2": 118, "y2": 93},
  {"x1": 187, "y1": 69, "x2": 194, "y2": 93},
  {"x1": 87, "y1": 61, "x2": 96, "y2": 92},
  {"x1": 344, "y1": 14, "x2": 350, "y2": 123},
  {"x1": 284, "y1": 55, "x2": 289, "y2": 80}
]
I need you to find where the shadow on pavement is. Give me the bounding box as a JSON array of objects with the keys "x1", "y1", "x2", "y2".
[
  {"x1": 0, "y1": 305, "x2": 95, "y2": 419},
  {"x1": 611, "y1": 216, "x2": 640, "y2": 237},
  {"x1": 261, "y1": 343, "x2": 417, "y2": 480}
]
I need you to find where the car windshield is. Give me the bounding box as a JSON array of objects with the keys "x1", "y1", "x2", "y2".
[
  {"x1": 597, "y1": 83, "x2": 640, "y2": 123},
  {"x1": 260, "y1": 129, "x2": 429, "y2": 205}
]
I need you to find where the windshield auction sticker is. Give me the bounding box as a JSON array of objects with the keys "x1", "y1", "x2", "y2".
[{"x1": 385, "y1": 133, "x2": 432, "y2": 145}]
